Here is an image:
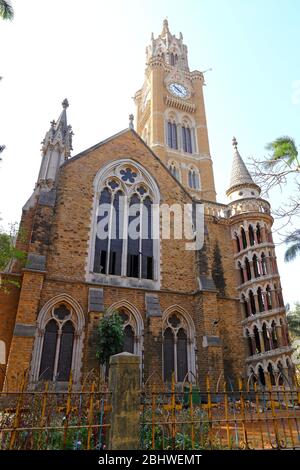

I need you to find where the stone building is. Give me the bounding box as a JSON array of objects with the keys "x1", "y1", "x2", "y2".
[{"x1": 0, "y1": 20, "x2": 293, "y2": 390}]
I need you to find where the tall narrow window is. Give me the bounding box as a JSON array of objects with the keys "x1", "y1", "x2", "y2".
[
  {"x1": 245, "y1": 257, "x2": 252, "y2": 281},
  {"x1": 39, "y1": 305, "x2": 75, "y2": 382},
  {"x1": 249, "y1": 225, "x2": 255, "y2": 246},
  {"x1": 256, "y1": 223, "x2": 262, "y2": 244},
  {"x1": 253, "y1": 254, "x2": 260, "y2": 278},
  {"x1": 127, "y1": 194, "x2": 140, "y2": 278},
  {"x1": 254, "y1": 326, "x2": 261, "y2": 353},
  {"x1": 249, "y1": 290, "x2": 256, "y2": 315},
  {"x1": 182, "y1": 126, "x2": 192, "y2": 153},
  {"x1": 235, "y1": 233, "x2": 241, "y2": 252},
  {"x1": 257, "y1": 287, "x2": 264, "y2": 313},
  {"x1": 39, "y1": 319, "x2": 58, "y2": 381},
  {"x1": 241, "y1": 227, "x2": 247, "y2": 249},
  {"x1": 57, "y1": 321, "x2": 74, "y2": 381},
  {"x1": 167, "y1": 121, "x2": 178, "y2": 149},
  {"x1": 93, "y1": 188, "x2": 111, "y2": 274},
  {"x1": 163, "y1": 312, "x2": 194, "y2": 382}
]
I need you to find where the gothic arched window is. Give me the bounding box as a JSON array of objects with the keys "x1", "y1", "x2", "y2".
[
  {"x1": 39, "y1": 304, "x2": 75, "y2": 382},
  {"x1": 167, "y1": 121, "x2": 178, "y2": 149},
  {"x1": 163, "y1": 311, "x2": 195, "y2": 383},
  {"x1": 91, "y1": 161, "x2": 160, "y2": 285},
  {"x1": 249, "y1": 290, "x2": 256, "y2": 315},
  {"x1": 245, "y1": 257, "x2": 252, "y2": 281},
  {"x1": 168, "y1": 162, "x2": 180, "y2": 181},
  {"x1": 31, "y1": 296, "x2": 85, "y2": 385},
  {"x1": 241, "y1": 226, "x2": 247, "y2": 249},
  {"x1": 256, "y1": 223, "x2": 262, "y2": 244},
  {"x1": 253, "y1": 254, "x2": 260, "y2": 278},
  {"x1": 257, "y1": 287, "x2": 264, "y2": 313},
  {"x1": 188, "y1": 168, "x2": 200, "y2": 190},
  {"x1": 182, "y1": 126, "x2": 192, "y2": 153},
  {"x1": 109, "y1": 304, "x2": 143, "y2": 358},
  {"x1": 249, "y1": 225, "x2": 255, "y2": 246}
]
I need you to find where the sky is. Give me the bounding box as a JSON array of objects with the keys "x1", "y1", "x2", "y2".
[{"x1": 0, "y1": 0, "x2": 299, "y2": 306}]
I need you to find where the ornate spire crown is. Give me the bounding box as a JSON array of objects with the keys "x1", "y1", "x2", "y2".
[{"x1": 226, "y1": 137, "x2": 260, "y2": 199}]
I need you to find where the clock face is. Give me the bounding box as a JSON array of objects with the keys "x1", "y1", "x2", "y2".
[{"x1": 168, "y1": 82, "x2": 188, "y2": 98}]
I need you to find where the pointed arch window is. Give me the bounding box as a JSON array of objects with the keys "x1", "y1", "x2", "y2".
[
  {"x1": 188, "y1": 168, "x2": 200, "y2": 190},
  {"x1": 238, "y1": 262, "x2": 245, "y2": 284},
  {"x1": 257, "y1": 287, "x2": 264, "y2": 313},
  {"x1": 266, "y1": 285, "x2": 272, "y2": 310},
  {"x1": 261, "y1": 253, "x2": 267, "y2": 275},
  {"x1": 249, "y1": 290, "x2": 256, "y2": 315},
  {"x1": 167, "y1": 121, "x2": 178, "y2": 149},
  {"x1": 235, "y1": 233, "x2": 241, "y2": 253},
  {"x1": 92, "y1": 163, "x2": 159, "y2": 282},
  {"x1": 241, "y1": 227, "x2": 247, "y2": 249},
  {"x1": 163, "y1": 312, "x2": 195, "y2": 382},
  {"x1": 168, "y1": 162, "x2": 180, "y2": 181},
  {"x1": 256, "y1": 223, "x2": 262, "y2": 244},
  {"x1": 249, "y1": 225, "x2": 255, "y2": 246},
  {"x1": 182, "y1": 126, "x2": 192, "y2": 153},
  {"x1": 245, "y1": 257, "x2": 252, "y2": 281},
  {"x1": 39, "y1": 304, "x2": 75, "y2": 382},
  {"x1": 253, "y1": 326, "x2": 261, "y2": 353},
  {"x1": 253, "y1": 254, "x2": 260, "y2": 278}
]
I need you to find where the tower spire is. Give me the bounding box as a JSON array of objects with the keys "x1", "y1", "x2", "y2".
[
  {"x1": 37, "y1": 99, "x2": 74, "y2": 190},
  {"x1": 226, "y1": 137, "x2": 260, "y2": 200}
]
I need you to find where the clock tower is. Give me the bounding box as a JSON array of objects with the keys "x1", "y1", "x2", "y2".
[{"x1": 134, "y1": 19, "x2": 216, "y2": 201}]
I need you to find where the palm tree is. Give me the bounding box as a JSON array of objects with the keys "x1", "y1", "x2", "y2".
[
  {"x1": 284, "y1": 229, "x2": 300, "y2": 262},
  {"x1": 286, "y1": 302, "x2": 300, "y2": 338},
  {"x1": 0, "y1": 0, "x2": 14, "y2": 20},
  {"x1": 265, "y1": 136, "x2": 299, "y2": 169}
]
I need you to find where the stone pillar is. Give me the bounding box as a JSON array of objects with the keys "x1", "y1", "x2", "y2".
[
  {"x1": 258, "y1": 330, "x2": 265, "y2": 353},
  {"x1": 108, "y1": 352, "x2": 141, "y2": 450},
  {"x1": 245, "y1": 229, "x2": 250, "y2": 248},
  {"x1": 271, "y1": 290, "x2": 277, "y2": 309},
  {"x1": 275, "y1": 325, "x2": 283, "y2": 347},
  {"x1": 267, "y1": 327, "x2": 274, "y2": 350},
  {"x1": 253, "y1": 294, "x2": 260, "y2": 314}
]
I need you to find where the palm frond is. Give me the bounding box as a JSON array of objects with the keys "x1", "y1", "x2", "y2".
[
  {"x1": 264, "y1": 136, "x2": 298, "y2": 168},
  {"x1": 284, "y1": 242, "x2": 300, "y2": 262},
  {"x1": 0, "y1": 0, "x2": 14, "y2": 20}
]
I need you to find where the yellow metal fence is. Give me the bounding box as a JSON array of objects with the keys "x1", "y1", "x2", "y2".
[
  {"x1": 140, "y1": 375, "x2": 300, "y2": 450},
  {"x1": 0, "y1": 372, "x2": 111, "y2": 450}
]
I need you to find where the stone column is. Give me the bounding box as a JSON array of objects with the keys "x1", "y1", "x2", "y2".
[
  {"x1": 275, "y1": 325, "x2": 283, "y2": 347},
  {"x1": 108, "y1": 352, "x2": 141, "y2": 450},
  {"x1": 258, "y1": 330, "x2": 265, "y2": 353},
  {"x1": 267, "y1": 327, "x2": 274, "y2": 350},
  {"x1": 254, "y1": 294, "x2": 260, "y2": 314}
]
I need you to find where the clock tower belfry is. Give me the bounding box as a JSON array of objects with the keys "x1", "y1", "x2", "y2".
[{"x1": 134, "y1": 19, "x2": 216, "y2": 201}]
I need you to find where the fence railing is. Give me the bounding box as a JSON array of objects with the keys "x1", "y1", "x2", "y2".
[
  {"x1": 0, "y1": 371, "x2": 111, "y2": 450},
  {"x1": 140, "y1": 374, "x2": 300, "y2": 450},
  {"x1": 1, "y1": 361, "x2": 300, "y2": 450}
]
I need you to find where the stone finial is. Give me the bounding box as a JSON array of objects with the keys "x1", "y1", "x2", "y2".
[
  {"x1": 62, "y1": 98, "x2": 69, "y2": 109},
  {"x1": 161, "y1": 18, "x2": 170, "y2": 36},
  {"x1": 129, "y1": 114, "x2": 134, "y2": 130},
  {"x1": 232, "y1": 136, "x2": 238, "y2": 150}
]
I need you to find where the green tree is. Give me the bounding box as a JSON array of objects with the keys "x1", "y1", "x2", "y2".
[
  {"x1": 286, "y1": 302, "x2": 300, "y2": 338},
  {"x1": 96, "y1": 312, "x2": 124, "y2": 377},
  {"x1": 0, "y1": 225, "x2": 26, "y2": 292},
  {"x1": 0, "y1": 0, "x2": 14, "y2": 20}
]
